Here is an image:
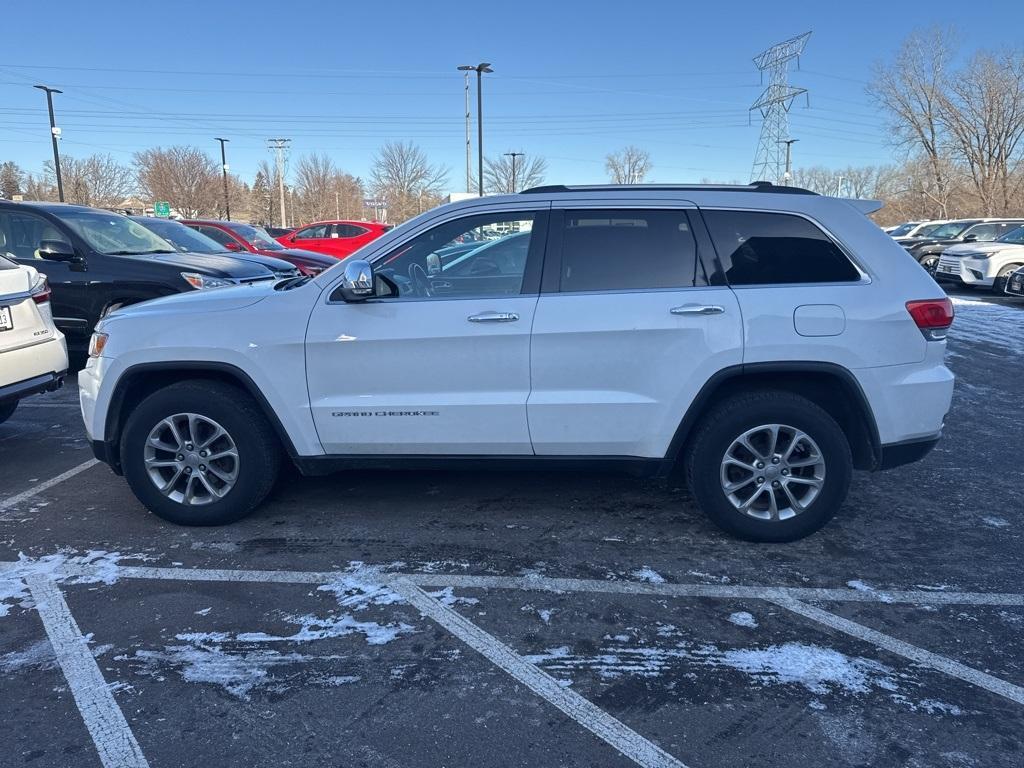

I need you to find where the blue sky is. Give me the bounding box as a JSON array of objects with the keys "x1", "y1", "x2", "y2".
[{"x1": 1, "y1": 0, "x2": 1021, "y2": 193}]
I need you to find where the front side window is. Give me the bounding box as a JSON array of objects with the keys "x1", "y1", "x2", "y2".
[
  {"x1": 964, "y1": 223, "x2": 1001, "y2": 241},
  {"x1": 195, "y1": 226, "x2": 237, "y2": 248},
  {"x1": 703, "y1": 210, "x2": 860, "y2": 285},
  {"x1": 295, "y1": 224, "x2": 329, "y2": 240},
  {"x1": 0, "y1": 211, "x2": 71, "y2": 260},
  {"x1": 374, "y1": 213, "x2": 536, "y2": 299},
  {"x1": 556, "y1": 209, "x2": 697, "y2": 292}
]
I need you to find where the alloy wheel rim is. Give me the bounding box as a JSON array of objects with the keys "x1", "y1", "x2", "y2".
[
  {"x1": 143, "y1": 413, "x2": 239, "y2": 506},
  {"x1": 719, "y1": 423, "x2": 826, "y2": 521}
]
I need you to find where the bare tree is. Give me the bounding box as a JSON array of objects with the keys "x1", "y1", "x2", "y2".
[
  {"x1": 48, "y1": 154, "x2": 135, "y2": 208},
  {"x1": 482, "y1": 153, "x2": 547, "y2": 194},
  {"x1": 868, "y1": 27, "x2": 957, "y2": 217},
  {"x1": 1, "y1": 161, "x2": 24, "y2": 199},
  {"x1": 134, "y1": 146, "x2": 220, "y2": 218},
  {"x1": 939, "y1": 49, "x2": 1024, "y2": 215},
  {"x1": 370, "y1": 141, "x2": 448, "y2": 223},
  {"x1": 605, "y1": 146, "x2": 652, "y2": 184}
]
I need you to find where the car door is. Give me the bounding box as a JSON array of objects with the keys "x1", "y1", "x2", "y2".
[
  {"x1": 305, "y1": 207, "x2": 549, "y2": 455},
  {"x1": 3, "y1": 209, "x2": 92, "y2": 340},
  {"x1": 288, "y1": 224, "x2": 335, "y2": 256},
  {"x1": 528, "y1": 204, "x2": 743, "y2": 458}
]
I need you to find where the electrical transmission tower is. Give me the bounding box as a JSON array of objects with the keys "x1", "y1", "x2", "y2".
[
  {"x1": 749, "y1": 32, "x2": 810, "y2": 184},
  {"x1": 267, "y1": 138, "x2": 291, "y2": 227}
]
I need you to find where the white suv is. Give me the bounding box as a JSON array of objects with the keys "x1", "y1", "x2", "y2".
[
  {"x1": 936, "y1": 224, "x2": 1024, "y2": 293},
  {"x1": 0, "y1": 255, "x2": 68, "y2": 423},
  {"x1": 80, "y1": 184, "x2": 955, "y2": 541}
]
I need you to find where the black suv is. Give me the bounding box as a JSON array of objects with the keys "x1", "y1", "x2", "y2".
[
  {"x1": 899, "y1": 218, "x2": 1024, "y2": 274},
  {"x1": 0, "y1": 201, "x2": 275, "y2": 355}
]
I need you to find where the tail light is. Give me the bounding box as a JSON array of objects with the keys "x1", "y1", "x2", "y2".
[
  {"x1": 31, "y1": 276, "x2": 51, "y2": 304},
  {"x1": 906, "y1": 298, "x2": 954, "y2": 340}
]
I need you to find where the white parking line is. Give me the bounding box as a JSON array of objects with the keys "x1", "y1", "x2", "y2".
[
  {"x1": 774, "y1": 599, "x2": 1024, "y2": 706},
  {"x1": 394, "y1": 580, "x2": 689, "y2": 768},
  {"x1": 0, "y1": 459, "x2": 99, "y2": 513},
  {"x1": 26, "y1": 575, "x2": 150, "y2": 768},
  {"x1": 55, "y1": 564, "x2": 1024, "y2": 608}
]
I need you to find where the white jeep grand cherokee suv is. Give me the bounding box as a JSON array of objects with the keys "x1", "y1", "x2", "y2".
[
  {"x1": 80, "y1": 184, "x2": 955, "y2": 541},
  {"x1": 0, "y1": 255, "x2": 68, "y2": 423}
]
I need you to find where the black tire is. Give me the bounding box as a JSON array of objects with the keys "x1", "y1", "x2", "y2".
[
  {"x1": 993, "y1": 265, "x2": 1021, "y2": 295},
  {"x1": 919, "y1": 254, "x2": 939, "y2": 275},
  {"x1": 120, "y1": 380, "x2": 280, "y2": 525},
  {"x1": 0, "y1": 399, "x2": 17, "y2": 425},
  {"x1": 685, "y1": 390, "x2": 853, "y2": 542}
]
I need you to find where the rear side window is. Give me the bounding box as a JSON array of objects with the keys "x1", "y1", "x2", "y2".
[
  {"x1": 703, "y1": 210, "x2": 860, "y2": 285},
  {"x1": 196, "y1": 226, "x2": 236, "y2": 247},
  {"x1": 334, "y1": 224, "x2": 369, "y2": 238},
  {"x1": 557, "y1": 209, "x2": 696, "y2": 292}
]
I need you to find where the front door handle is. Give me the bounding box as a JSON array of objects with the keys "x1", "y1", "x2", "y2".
[
  {"x1": 468, "y1": 311, "x2": 520, "y2": 323},
  {"x1": 670, "y1": 304, "x2": 725, "y2": 316}
]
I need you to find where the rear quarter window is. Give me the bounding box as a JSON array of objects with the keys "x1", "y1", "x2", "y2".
[{"x1": 703, "y1": 210, "x2": 860, "y2": 285}]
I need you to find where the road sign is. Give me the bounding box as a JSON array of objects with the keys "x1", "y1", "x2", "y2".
[{"x1": 153, "y1": 201, "x2": 170, "y2": 217}]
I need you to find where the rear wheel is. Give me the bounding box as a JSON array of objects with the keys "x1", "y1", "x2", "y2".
[
  {"x1": 0, "y1": 399, "x2": 17, "y2": 425},
  {"x1": 120, "y1": 381, "x2": 280, "y2": 525},
  {"x1": 919, "y1": 254, "x2": 939, "y2": 275},
  {"x1": 685, "y1": 391, "x2": 853, "y2": 542}
]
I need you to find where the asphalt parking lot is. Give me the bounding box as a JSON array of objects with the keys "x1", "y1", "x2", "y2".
[{"x1": 1, "y1": 287, "x2": 1022, "y2": 768}]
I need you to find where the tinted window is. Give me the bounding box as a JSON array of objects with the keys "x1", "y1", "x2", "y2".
[
  {"x1": 964, "y1": 223, "x2": 1001, "y2": 241},
  {"x1": 195, "y1": 225, "x2": 236, "y2": 248},
  {"x1": 703, "y1": 210, "x2": 859, "y2": 285},
  {"x1": 1, "y1": 211, "x2": 70, "y2": 260},
  {"x1": 375, "y1": 213, "x2": 535, "y2": 299},
  {"x1": 334, "y1": 223, "x2": 369, "y2": 238},
  {"x1": 295, "y1": 224, "x2": 329, "y2": 240},
  {"x1": 557, "y1": 209, "x2": 696, "y2": 292}
]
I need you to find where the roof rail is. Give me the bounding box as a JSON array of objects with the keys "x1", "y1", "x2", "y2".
[{"x1": 520, "y1": 182, "x2": 817, "y2": 196}]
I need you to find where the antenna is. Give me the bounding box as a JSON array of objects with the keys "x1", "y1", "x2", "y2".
[{"x1": 749, "y1": 32, "x2": 810, "y2": 184}]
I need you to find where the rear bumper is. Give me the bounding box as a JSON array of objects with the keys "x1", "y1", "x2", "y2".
[
  {"x1": 877, "y1": 433, "x2": 941, "y2": 470},
  {"x1": 0, "y1": 370, "x2": 66, "y2": 404}
]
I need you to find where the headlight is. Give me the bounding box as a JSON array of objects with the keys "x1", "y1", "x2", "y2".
[
  {"x1": 88, "y1": 332, "x2": 109, "y2": 358},
  {"x1": 181, "y1": 272, "x2": 235, "y2": 290}
]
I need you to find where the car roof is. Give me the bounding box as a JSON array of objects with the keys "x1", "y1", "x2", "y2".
[{"x1": 0, "y1": 200, "x2": 111, "y2": 215}]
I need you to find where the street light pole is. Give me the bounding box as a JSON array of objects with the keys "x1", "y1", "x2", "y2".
[
  {"x1": 34, "y1": 85, "x2": 64, "y2": 202},
  {"x1": 458, "y1": 63, "x2": 493, "y2": 196},
  {"x1": 503, "y1": 152, "x2": 524, "y2": 193},
  {"x1": 215, "y1": 137, "x2": 231, "y2": 220},
  {"x1": 463, "y1": 71, "x2": 471, "y2": 193},
  {"x1": 778, "y1": 138, "x2": 798, "y2": 186}
]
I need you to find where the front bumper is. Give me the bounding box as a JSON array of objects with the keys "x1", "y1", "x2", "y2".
[{"x1": 935, "y1": 256, "x2": 995, "y2": 286}]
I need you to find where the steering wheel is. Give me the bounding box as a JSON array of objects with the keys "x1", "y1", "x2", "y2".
[{"x1": 409, "y1": 263, "x2": 433, "y2": 298}]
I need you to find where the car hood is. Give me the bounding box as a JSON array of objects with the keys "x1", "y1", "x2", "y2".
[
  {"x1": 190, "y1": 250, "x2": 297, "y2": 273},
  {"x1": 902, "y1": 237, "x2": 958, "y2": 250},
  {"x1": 104, "y1": 280, "x2": 276, "y2": 322},
  {"x1": 265, "y1": 247, "x2": 337, "y2": 267},
  {"x1": 139, "y1": 250, "x2": 273, "y2": 278},
  {"x1": 944, "y1": 241, "x2": 1024, "y2": 256}
]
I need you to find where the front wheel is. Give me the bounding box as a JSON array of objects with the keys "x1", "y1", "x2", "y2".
[
  {"x1": 993, "y1": 265, "x2": 1021, "y2": 295},
  {"x1": 919, "y1": 254, "x2": 939, "y2": 276},
  {"x1": 120, "y1": 381, "x2": 280, "y2": 525},
  {"x1": 685, "y1": 391, "x2": 853, "y2": 542},
  {"x1": 0, "y1": 399, "x2": 17, "y2": 425}
]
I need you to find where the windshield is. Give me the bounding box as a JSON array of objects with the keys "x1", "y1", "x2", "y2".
[
  {"x1": 914, "y1": 222, "x2": 945, "y2": 237},
  {"x1": 998, "y1": 226, "x2": 1024, "y2": 244},
  {"x1": 926, "y1": 222, "x2": 972, "y2": 240},
  {"x1": 57, "y1": 209, "x2": 175, "y2": 255},
  {"x1": 889, "y1": 223, "x2": 915, "y2": 237},
  {"x1": 228, "y1": 223, "x2": 284, "y2": 250},
  {"x1": 132, "y1": 218, "x2": 226, "y2": 254}
]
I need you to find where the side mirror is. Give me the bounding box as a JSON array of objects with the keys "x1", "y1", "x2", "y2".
[
  {"x1": 962, "y1": 234, "x2": 977, "y2": 242},
  {"x1": 336, "y1": 259, "x2": 375, "y2": 301},
  {"x1": 38, "y1": 240, "x2": 80, "y2": 262},
  {"x1": 224, "y1": 241, "x2": 243, "y2": 252}
]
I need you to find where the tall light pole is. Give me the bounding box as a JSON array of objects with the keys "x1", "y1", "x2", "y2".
[
  {"x1": 268, "y1": 138, "x2": 290, "y2": 227},
  {"x1": 778, "y1": 138, "x2": 798, "y2": 186},
  {"x1": 462, "y1": 70, "x2": 471, "y2": 193},
  {"x1": 215, "y1": 137, "x2": 231, "y2": 220},
  {"x1": 458, "y1": 63, "x2": 492, "y2": 196},
  {"x1": 503, "y1": 151, "x2": 524, "y2": 193},
  {"x1": 34, "y1": 85, "x2": 64, "y2": 202}
]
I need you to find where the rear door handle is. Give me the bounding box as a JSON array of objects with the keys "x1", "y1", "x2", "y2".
[
  {"x1": 468, "y1": 311, "x2": 520, "y2": 323},
  {"x1": 670, "y1": 304, "x2": 725, "y2": 316}
]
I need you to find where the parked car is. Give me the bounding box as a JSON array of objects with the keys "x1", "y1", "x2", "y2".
[
  {"x1": 0, "y1": 201, "x2": 277, "y2": 355},
  {"x1": 0, "y1": 255, "x2": 68, "y2": 424},
  {"x1": 936, "y1": 225, "x2": 1024, "y2": 293},
  {"x1": 181, "y1": 220, "x2": 334, "y2": 276},
  {"x1": 1004, "y1": 264, "x2": 1024, "y2": 297},
  {"x1": 275, "y1": 220, "x2": 392, "y2": 260},
  {"x1": 131, "y1": 217, "x2": 299, "y2": 280},
  {"x1": 900, "y1": 219, "x2": 1024, "y2": 274},
  {"x1": 886, "y1": 220, "x2": 928, "y2": 237},
  {"x1": 82, "y1": 181, "x2": 955, "y2": 542}
]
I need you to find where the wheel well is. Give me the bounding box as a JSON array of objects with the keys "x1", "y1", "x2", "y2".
[
  {"x1": 670, "y1": 367, "x2": 880, "y2": 472},
  {"x1": 104, "y1": 365, "x2": 296, "y2": 471}
]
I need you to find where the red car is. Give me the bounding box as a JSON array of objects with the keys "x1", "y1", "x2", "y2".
[
  {"x1": 276, "y1": 220, "x2": 392, "y2": 259},
  {"x1": 181, "y1": 220, "x2": 336, "y2": 276}
]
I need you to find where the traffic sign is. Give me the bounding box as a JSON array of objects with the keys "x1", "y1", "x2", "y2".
[{"x1": 153, "y1": 201, "x2": 171, "y2": 217}]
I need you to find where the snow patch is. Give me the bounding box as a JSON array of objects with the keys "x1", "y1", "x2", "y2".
[
  {"x1": 0, "y1": 639, "x2": 56, "y2": 673},
  {"x1": 728, "y1": 611, "x2": 759, "y2": 628},
  {"x1": 424, "y1": 587, "x2": 479, "y2": 608},
  {"x1": 631, "y1": 567, "x2": 666, "y2": 584},
  {"x1": 1, "y1": 551, "x2": 143, "y2": 617},
  {"x1": 982, "y1": 516, "x2": 1010, "y2": 528},
  {"x1": 949, "y1": 297, "x2": 1024, "y2": 356}
]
